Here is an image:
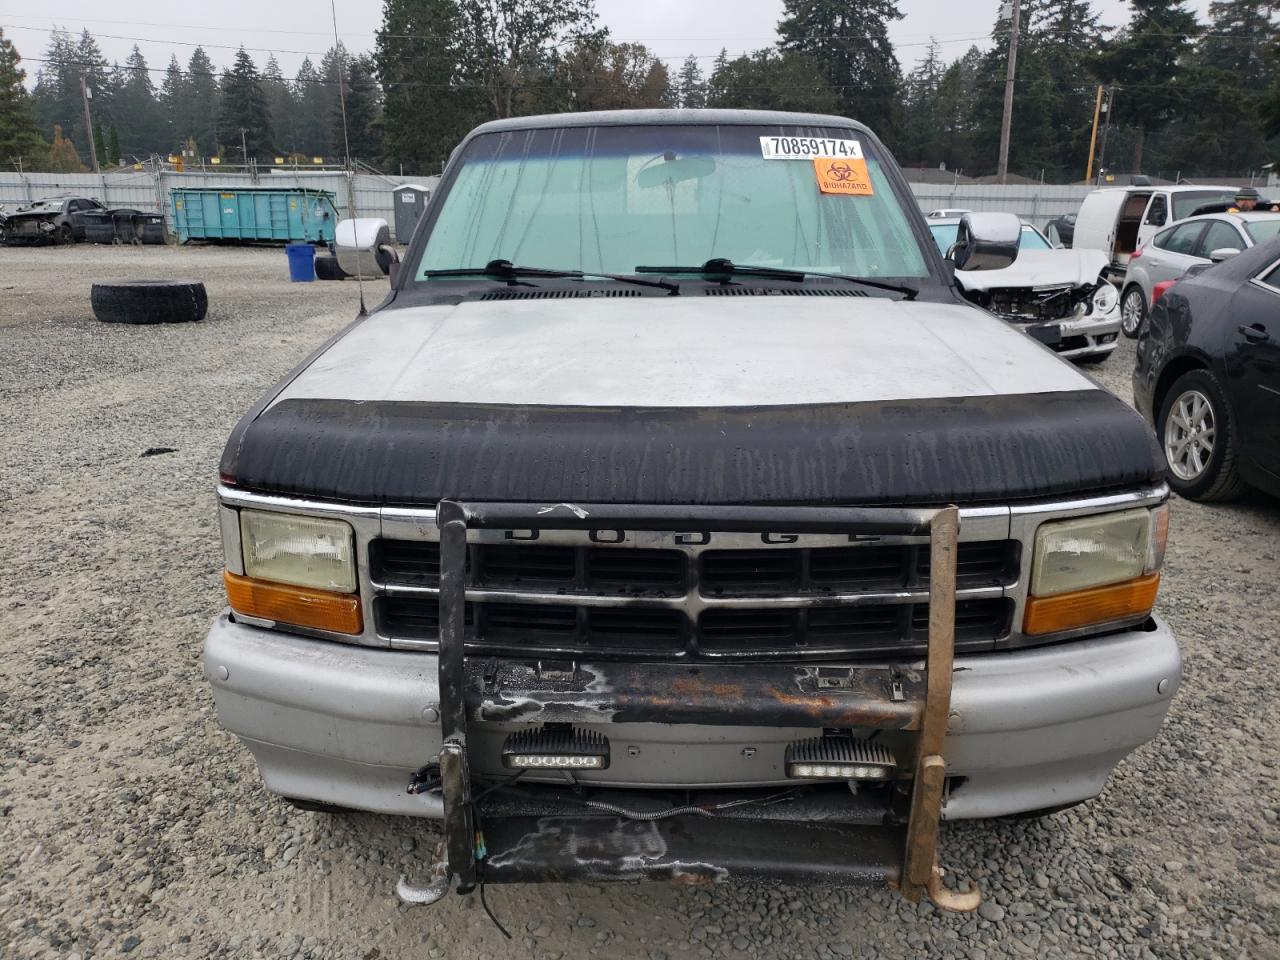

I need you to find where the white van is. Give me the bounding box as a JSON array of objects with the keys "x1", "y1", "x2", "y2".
[{"x1": 1072, "y1": 185, "x2": 1238, "y2": 281}]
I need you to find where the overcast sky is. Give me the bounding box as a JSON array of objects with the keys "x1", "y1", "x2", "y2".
[{"x1": 6, "y1": 0, "x2": 1216, "y2": 86}]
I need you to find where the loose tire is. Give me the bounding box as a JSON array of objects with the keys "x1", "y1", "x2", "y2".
[
  {"x1": 91, "y1": 280, "x2": 208, "y2": 325},
  {"x1": 1156, "y1": 368, "x2": 1246, "y2": 501},
  {"x1": 314, "y1": 254, "x2": 348, "y2": 281},
  {"x1": 1120, "y1": 285, "x2": 1146, "y2": 338}
]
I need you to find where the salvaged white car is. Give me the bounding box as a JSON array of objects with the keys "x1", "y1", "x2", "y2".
[{"x1": 929, "y1": 217, "x2": 1121, "y2": 363}]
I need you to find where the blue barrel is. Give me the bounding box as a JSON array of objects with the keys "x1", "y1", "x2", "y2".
[{"x1": 286, "y1": 243, "x2": 315, "y2": 282}]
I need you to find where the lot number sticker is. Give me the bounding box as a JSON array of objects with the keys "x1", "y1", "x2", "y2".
[
  {"x1": 812, "y1": 157, "x2": 874, "y2": 196},
  {"x1": 760, "y1": 136, "x2": 863, "y2": 160}
]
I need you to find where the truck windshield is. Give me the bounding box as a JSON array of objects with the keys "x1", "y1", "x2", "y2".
[{"x1": 414, "y1": 124, "x2": 931, "y2": 283}]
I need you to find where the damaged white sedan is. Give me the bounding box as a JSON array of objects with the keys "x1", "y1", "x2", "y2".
[{"x1": 929, "y1": 217, "x2": 1121, "y2": 363}]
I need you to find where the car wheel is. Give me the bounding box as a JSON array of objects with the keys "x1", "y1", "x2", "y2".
[
  {"x1": 1156, "y1": 369, "x2": 1247, "y2": 501},
  {"x1": 90, "y1": 280, "x2": 209, "y2": 324},
  {"x1": 57, "y1": 223, "x2": 74, "y2": 245},
  {"x1": 1120, "y1": 285, "x2": 1146, "y2": 338}
]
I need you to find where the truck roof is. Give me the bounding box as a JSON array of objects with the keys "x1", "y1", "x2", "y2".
[{"x1": 470, "y1": 108, "x2": 872, "y2": 136}]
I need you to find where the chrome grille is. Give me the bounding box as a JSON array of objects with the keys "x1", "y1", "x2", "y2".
[{"x1": 369, "y1": 536, "x2": 1019, "y2": 660}]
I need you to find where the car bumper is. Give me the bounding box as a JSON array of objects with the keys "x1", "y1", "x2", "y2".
[
  {"x1": 1026, "y1": 307, "x2": 1121, "y2": 361},
  {"x1": 203, "y1": 613, "x2": 1180, "y2": 821}
]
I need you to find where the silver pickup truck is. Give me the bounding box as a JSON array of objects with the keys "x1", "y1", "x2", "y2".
[{"x1": 203, "y1": 110, "x2": 1180, "y2": 911}]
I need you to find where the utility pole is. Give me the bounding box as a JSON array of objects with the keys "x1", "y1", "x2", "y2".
[
  {"x1": 80, "y1": 76, "x2": 100, "y2": 173},
  {"x1": 1085, "y1": 85, "x2": 1104, "y2": 183},
  {"x1": 1096, "y1": 85, "x2": 1115, "y2": 184},
  {"x1": 996, "y1": 0, "x2": 1021, "y2": 185}
]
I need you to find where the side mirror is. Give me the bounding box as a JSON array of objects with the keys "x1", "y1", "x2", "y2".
[
  {"x1": 1208, "y1": 247, "x2": 1240, "y2": 263},
  {"x1": 949, "y1": 213, "x2": 1020, "y2": 271},
  {"x1": 335, "y1": 217, "x2": 399, "y2": 278}
]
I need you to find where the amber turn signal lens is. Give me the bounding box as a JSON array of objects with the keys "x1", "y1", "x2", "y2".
[
  {"x1": 224, "y1": 571, "x2": 362, "y2": 635},
  {"x1": 1023, "y1": 573, "x2": 1160, "y2": 636}
]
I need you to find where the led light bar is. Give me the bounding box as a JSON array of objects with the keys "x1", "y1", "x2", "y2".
[
  {"x1": 785, "y1": 736, "x2": 897, "y2": 781},
  {"x1": 501, "y1": 727, "x2": 610, "y2": 770}
]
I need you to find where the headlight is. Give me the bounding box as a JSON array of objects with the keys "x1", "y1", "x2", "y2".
[
  {"x1": 1024, "y1": 506, "x2": 1166, "y2": 635},
  {"x1": 239, "y1": 510, "x2": 356, "y2": 592},
  {"x1": 1091, "y1": 282, "x2": 1118, "y2": 314},
  {"x1": 1030, "y1": 508, "x2": 1150, "y2": 596}
]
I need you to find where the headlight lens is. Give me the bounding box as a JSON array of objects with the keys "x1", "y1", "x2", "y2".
[
  {"x1": 1092, "y1": 282, "x2": 1118, "y2": 314},
  {"x1": 239, "y1": 510, "x2": 356, "y2": 592},
  {"x1": 1030, "y1": 508, "x2": 1151, "y2": 597}
]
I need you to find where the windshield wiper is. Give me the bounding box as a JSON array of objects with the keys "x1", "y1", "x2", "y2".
[
  {"x1": 424, "y1": 259, "x2": 679, "y2": 293},
  {"x1": 634, "y1": 258, "x2": 917, "y2": 300}
]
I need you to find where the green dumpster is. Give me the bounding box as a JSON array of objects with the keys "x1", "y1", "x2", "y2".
[{"x1": 169, "y1": 187, "x2": 339, "y2": 244}]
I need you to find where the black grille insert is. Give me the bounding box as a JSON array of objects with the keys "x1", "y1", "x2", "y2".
[
  {"x1": 372, "y1": 539, "x2": 686, "y2": 595},
  {"x1": 702, "y1": 541, "x2": 1018, "y2": 596}
]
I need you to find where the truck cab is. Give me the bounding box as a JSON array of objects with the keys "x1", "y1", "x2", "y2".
[{"x1": 204, "y1": 110, "x2": 1179, "y2": 910}]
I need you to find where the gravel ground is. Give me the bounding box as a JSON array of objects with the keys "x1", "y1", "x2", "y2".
[{"x1": 1, "y1": 245, "x2": 1278, "y2": 960}]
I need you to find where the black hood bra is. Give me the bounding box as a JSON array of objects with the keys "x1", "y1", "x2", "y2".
[{"x1": 220, "y1": 390, "x2": 1164, "y2": 507}]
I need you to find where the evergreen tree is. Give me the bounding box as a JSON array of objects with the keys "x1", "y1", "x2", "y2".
[
  {"x1": 333, "y1": 54, "x2": 383, "y2": 161},
  {"x1": 111, "y1": 45, "x2": 162, "y2": 159},
  {"x1": 1026, "y1": 0, "x2": 1109, "y2": 180},
  {"x1": 108, "y1": 124, "x2": 120, "y2": 165},
  {"x1": 262, "y1": 55, "x2": 298, "y2": 156},
  {"x1": 1097, "y1": 0, "x2": 1201, "y2": 172},
  {"x1": 292, "y1": 58, "x2": 327, "y2": 157},
  {"x1": 1164, "y1": 1, "x2": 1278, "y2": 175},
  {"x1": 0, "y1": 28, "x2": 49, "y2": 167},
  {"x1": 675, "y1": 55, "x2": 707, "y2": 109},
  {"x1": 159, "y1": 55, "x2": 186, "y2": 154},
  {"x1": 94, "y1": 123, "x2": 107, "y2": 166},
  {"x1": 217, "y1": 48, "x2": 273, "y2": 161},
  {"x1": 32, "y1": 29, "x2": 77, "y2": 141},
  {"x1": 778, "y1": 0, "x2": 904, "y2": 136},
  {"x1": 317, "y1": 45, "x2": 348, "y2": 156},
  {"x1": 933, "y1": 46, "x2": 983, "y2": 174},
  {"x1": 376, "y1": 0, "x2": 485, "y2": 173},
  {"x1": 899, "y1": 39, "x2": 945, "y2": 164},
  {"x1": 185, "y1": 48, "x2": 221, "y2": 154}
]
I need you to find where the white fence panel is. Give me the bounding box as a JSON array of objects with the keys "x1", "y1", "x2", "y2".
[
  {"x1": 4, "y1": 169, "x2": 1093, "y2": 240},
  {"x1": 0, "y1": 169, "x2": 440, "y2": 241}
]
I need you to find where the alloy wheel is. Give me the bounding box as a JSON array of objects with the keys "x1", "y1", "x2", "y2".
[
  {"x1": 1121, "y1": 289, "x2": 1145, "y2": 336},
  {"x1": 1163, "y1": 389, "x2": 1216, "y2": 481}
]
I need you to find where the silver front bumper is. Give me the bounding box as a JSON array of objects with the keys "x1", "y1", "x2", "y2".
[
  {"x1": 1048, "y1": 305, "x2": 1121, "y2": 361},
  {"x1": 203, "y1": 614, "x2": 1180, "y2": 820}
]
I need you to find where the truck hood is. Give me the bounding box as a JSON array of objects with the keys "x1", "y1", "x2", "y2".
[
  {"x1": 223, "y1": 294, "x2": 1163, "y2": 506},
  {"x1": 273, "y1": 295, "x2": 1091, "y2": 408},
  {"x1": 957, "y1": 249, "x2": 1109, "y2": 293}
]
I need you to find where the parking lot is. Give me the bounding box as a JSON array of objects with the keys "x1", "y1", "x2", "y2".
[{"x1": 1, "y1": 244, "x2": 1278, "y2": 960}]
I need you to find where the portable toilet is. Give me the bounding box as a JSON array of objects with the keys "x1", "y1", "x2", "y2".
[
  {"x1": 169, "y1": 187, "x2": 339, "y2": 244},
  {"x1": 392, "y1": 183, "x2": 431, "y2": 242}
]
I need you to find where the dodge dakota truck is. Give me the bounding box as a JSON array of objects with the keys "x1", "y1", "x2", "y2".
[{"x1": 204, "y1": 110, "x2": 1180, "y2": 910}]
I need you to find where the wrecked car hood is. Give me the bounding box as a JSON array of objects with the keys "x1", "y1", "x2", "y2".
[
  {"x1": 273, "y1": 295, "x2": 1091, "y2": 408},
  {"x1": 957, "y1": 249, "x2": 1109, "y2": 293}
]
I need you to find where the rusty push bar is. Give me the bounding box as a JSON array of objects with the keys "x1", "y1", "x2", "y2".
[
  {"x1": 423, "y1": 499, "x2": 979, "y2": 911},
  {"x1": 899, "y1": 505, "x2": 981, "y2": 910}
]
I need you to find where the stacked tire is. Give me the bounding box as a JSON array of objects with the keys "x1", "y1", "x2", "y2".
[{"x1": 90, "y1": 280, "x2": 208, "y2": 325}]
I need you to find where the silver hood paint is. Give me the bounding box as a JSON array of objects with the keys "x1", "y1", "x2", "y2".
[
  {"x1": 274, "y1": 295, "x2": 1094, "y2": 409},
  {"x1": 956, "y1": 249, "x2": 1109, "y2": 293}
]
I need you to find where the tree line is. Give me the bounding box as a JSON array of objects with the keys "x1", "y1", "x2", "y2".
[{"x1": 1, "y1": 0, "x2": 1278, "y2": 181}]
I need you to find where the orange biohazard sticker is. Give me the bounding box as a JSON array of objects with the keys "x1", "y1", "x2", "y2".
[{"x1": 813, "y1": 157, "x2": 874, "y2": 196}]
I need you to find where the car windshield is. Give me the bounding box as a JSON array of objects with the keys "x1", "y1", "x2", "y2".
[
  {"x1": 1172, "y1": 190, "x2": 1237, "y2": 220},
  {"x1": 1244, "y1": 218, "x2": 1280, "y2": 244},
  {"x1": 414, "y1": 123, "x2": 931, "y2": 283},
  {"x1": 926, "y1": 223, "x2": 1048, "y2": 254}
]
